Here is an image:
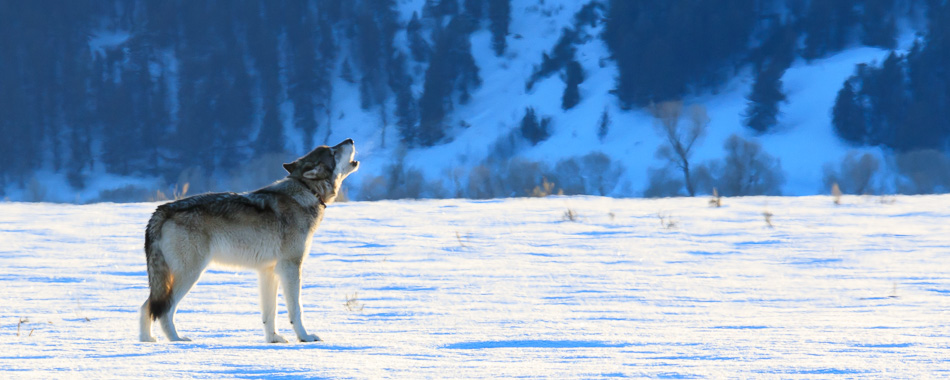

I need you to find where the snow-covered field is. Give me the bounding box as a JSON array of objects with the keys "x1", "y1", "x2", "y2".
[{"x1": 1, "y1": 195, "x2": 948, "y2": 378}]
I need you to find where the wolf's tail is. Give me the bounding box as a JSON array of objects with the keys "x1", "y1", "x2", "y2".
[{"x1": 145, "y1": 208, "x2": 174, "y2": 320}]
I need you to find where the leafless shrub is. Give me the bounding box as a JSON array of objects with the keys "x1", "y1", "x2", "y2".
[
  {"x1": 97, "y1": 185, "x2": 155, "y2": 203},
  {"x1": 176, "y1": 166, "x2": 211, "y2": 195},
  {"x1": 149, "y1": 182, "x2": 190, "y2": 202},
  {"x1": 467, "y1": 165, "x2": 499, "y2": 199},
  {"x1": 488, "y1": 128, "x2": 527, "y2": 160},
  {"x1": 553, "y1": 152, "x2": 624, "y2": 196},
  {"x1": 530, "y1": 178, "x2": 558, "y2": 197},
  {"x1": 174, "y1": 183, "x2": 190, "y2": 200},
  {"x1": 359, "y1": 161, "x2": 441, "y2": 200},
  {"x1": 227, "y1": 152, "x2": 289, "y2": 192},
  {"x1": 505, "y1": 159, "x2": 550, "y2": 197},
  {"x1": 763, "y1": 210, "x2": 774, "y2": 228},
  {"x1": 895, "y1": 149, "x2": 950, "y2": 194},
  {"x1": 644, "y1": 167, "x2": 684, "y2": 198},
  {"x1": 704, "y1": 134, "x2": 785, "y2": 197},
  {"x1": 149, "y1": 189, "x2": 168, "y2": 202},
  {"x1": 445, "y1": 167, "x2": 467, "y2": 199},
  {"x1": 359, "y1": 175, "x2": 390, "y2": 201},
  {"x1": 553, "y1": 158, "x2": 584, "y2": 195},
  {"x1": 832, "y1": 183, "x2": 842, "y2": 205},
  {"x1": 26, "y1": 177, "x2": 47, "y2": 202},
  {"x1": 650, "y1": 101, "x2": 709, "y2": 196},
  {"x1": 390, "y1": 167, "x2": 427, "y2": 199},
  {"x1": 822, "y1": 151, "x2": 880, "y2": 195},
  {"x1": 580, "y1": 152, "x2": 624, "y2": 195},
  {"x1": 466, "y1": 158, "x2": 554, "y2": 199}
]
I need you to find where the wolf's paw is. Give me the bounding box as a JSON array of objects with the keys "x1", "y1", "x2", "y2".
[
  {"x1": 140, "y1": 336, "x2": 157, "y2": 343},
  {"x1": 170, "y1": 336, "x2": 192, "y2": 342},
  {"x1": 268, "y1": 334, "x2": 289, "y2": 343},
  {"x1": 298, "y1": 333, "x2": 321, "y2": 342}
]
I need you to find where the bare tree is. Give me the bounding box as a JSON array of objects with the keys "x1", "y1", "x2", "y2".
[
  {"x1": 821, "y1": 151, "x2": 880, "y2": 195},
  {"x1": 718, "y1": 134, "x2": 785, "y2": 196},
  {"x1": 650, "y1": 101, "x2": 709, "y2": 196}
]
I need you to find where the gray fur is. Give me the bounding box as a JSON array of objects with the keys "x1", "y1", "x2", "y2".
[{"x1": 140, "y1": 139, "x2": 359, "y2": 343}]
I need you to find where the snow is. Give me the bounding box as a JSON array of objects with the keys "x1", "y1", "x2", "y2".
[
  {"x1": 759, "y1": 47, "x2": 896, "y2": 195},
  {"x1": 352, "y1": 0, "x2": 921, "y2": 199},
  {"x1": 1, "y1": 195, "x2": 948, "y2": 377}
]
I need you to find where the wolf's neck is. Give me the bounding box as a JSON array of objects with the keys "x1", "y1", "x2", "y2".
[
  {"x1": 263, "y1": 178, "x2": 326, "y2": 210},
  {"x1": 286, "y1": 176, "x2": 326, "y2": 206}
]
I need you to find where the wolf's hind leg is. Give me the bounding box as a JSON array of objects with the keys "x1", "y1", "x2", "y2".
[
  {"x1": 159, "y1": 269, "x2": 202, "y2": 342},
  {"x1": 139, "y1": 299, "x2": 157, "y2": 342},
  {"x1": 259, "y1": 267, "x2": 288, "y2": 343},
  {"x1": 276, "y1": 260, "x2": 321, "y2": 342}
]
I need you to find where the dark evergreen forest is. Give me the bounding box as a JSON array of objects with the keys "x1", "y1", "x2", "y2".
[
  {"x1": 0, "y1": 0, "x2": 946, "y2": 198},
  {"x1": 0, "y1": 0, "x2": 495, "y2": 191}
]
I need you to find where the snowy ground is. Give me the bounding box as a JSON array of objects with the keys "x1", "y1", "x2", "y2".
[{"x1": 1, "y1": 195, "x2": 948, "y2": 378}]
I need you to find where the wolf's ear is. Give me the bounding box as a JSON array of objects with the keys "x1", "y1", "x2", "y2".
[{"x1": 283, "y1": 162, "x2": 297, "y2": 174}]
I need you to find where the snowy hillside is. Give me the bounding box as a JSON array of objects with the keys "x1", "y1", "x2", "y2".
[
  {"x1": 1, "y1": 0, "x2": 941, "y2": 202},
  {"x1": 2, "y1": 195, "x2": 948, "y2": 377},
  {"x1": 324, "y1": 1, "x2": 921, "y2": 199},
  {"x1": 278, "y1": 1, "x2": 928, "y2": 200}
]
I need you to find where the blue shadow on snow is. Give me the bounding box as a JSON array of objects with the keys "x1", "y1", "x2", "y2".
[{"x1": 442, "y1": 340, "x2": 628, "y2": 349}]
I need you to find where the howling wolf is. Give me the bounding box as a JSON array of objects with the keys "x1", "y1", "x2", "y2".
[{"x1": 139, "y1": 139, "x2": 359, "y2": 343}]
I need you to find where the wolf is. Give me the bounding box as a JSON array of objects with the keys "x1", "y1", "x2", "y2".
[{"x1": 139, "y1": 139, "x2": 359, "y2": 343}]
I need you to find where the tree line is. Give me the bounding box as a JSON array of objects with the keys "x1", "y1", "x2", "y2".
[
  {"x1": 0, "y1": 0, "x2": 508, "y2": 192},
  {"x1": 0, "y1": 0, "x2": 946, "y2": 199}
]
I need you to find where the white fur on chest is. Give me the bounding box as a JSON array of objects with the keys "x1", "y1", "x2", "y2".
[{"x1": 206, "y1": 222, "x2": 316, "y2": 269}]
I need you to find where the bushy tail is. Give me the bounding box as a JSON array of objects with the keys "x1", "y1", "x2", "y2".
[{"x1": 145, "y1": 209, "x2": 173, "y2": 320}]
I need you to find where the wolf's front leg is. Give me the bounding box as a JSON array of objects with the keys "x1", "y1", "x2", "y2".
[
  {"x1": 259, "y1": 267, "x2": 288, "y2": 343},
  {"x1": 276, "y1": 259, "x2": 321, "y2": 342}
]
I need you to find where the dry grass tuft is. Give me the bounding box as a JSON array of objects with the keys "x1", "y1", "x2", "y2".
[
  {"x1": 709, "y1": 188, "x2": 722, "y2": 207},
  {"x1": 344, "y1": 292, "x2": 364, "y2": 312},
  {"x1": 657, "y1": 212, "x2": 677, "y2": 229},
  {"x1": 563, "y1": 209, "x2": 578, "y2": 222},
  {"x1": 832, "y1": 183, "x2": 842, "y2": 205}
]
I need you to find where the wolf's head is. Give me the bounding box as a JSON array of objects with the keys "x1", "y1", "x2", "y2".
[{"x1": 283, "y1": 139, "x2": 360, "y2": 204}]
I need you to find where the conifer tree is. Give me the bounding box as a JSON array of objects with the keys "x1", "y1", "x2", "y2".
[
  {"x1": 488, "y1": 0, "x2": 510, "y2": 56},
  {"x1": 520, "y1": 107, "x2": 550, "y2": 145},
  {"x1": 744, "y1": 64, "x2": 787, "y2": 133},
  {"x1": 463, "y1": 0, "x2": 484, "y2": 20},
  {"x1": 597, "y1": 107, "x2": 611, "y2": 142},
  {"x1": 802, "y1": 0, "x2": 857, "y2": 59},
  {"x1": 860, "y1": 0, "x2": 897, "y2": 49},
  {"x1": 417, "y1": 15, "x2": 480, "y2": 147},
  {"x1": 562, "y1": 60, "x2": 584, "y2": 110},
  {"x1": 407, "y1": 12, "x2": 430, "y2": 62},
  {"x1": 832, "y1": 80, "x2": 866, "y2": 145}
]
